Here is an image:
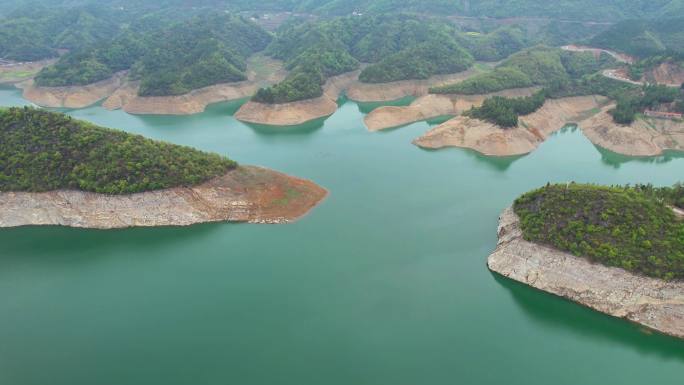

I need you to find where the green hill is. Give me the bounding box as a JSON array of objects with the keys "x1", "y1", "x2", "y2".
[
  {"x1": 514, "y1": 183, "x2": 684, "y2": 280},
  {"x1": 430, "y1": 46, "x2": 616, "y2": 95},
  {"x1": 253, "y1": 14, "x2": 474, "y2": 103},
  {"x1": 34, "y1": 13, "x2": 271, "y2": 96},
  {"x1": 0, "y1": 107, "x2": 236, "y2": 194},
  {"x1": 589, "y1": 17, "x2": 684, "y2": 58}
]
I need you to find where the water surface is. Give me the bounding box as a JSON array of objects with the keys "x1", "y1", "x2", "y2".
[{"x1": 1, "y1": 88, "x2": 684, "y2": 385}]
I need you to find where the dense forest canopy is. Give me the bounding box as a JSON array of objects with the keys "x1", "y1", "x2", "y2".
[
  {"x1": 2, "y1": 0, "x2": 682, "y2": 20},
  {"x1": 514, "y1": 183, "x2": 684, "y2": 280},
  {"x1": 34, "y1": 14, "x2": 271, "y2": 96},
  {"x1": 254, "y1": 14, "x2": 476, "y2": 103},
  {"x1": 0, "y1": 107, "x2": 236, "y2": 194},
  {"x1": 590, "y1": 17, "x2": 684, "y2": 58},
  {"x1": 430, "y1": 46, "x2": 617, "y2": 95},
  {"x1": 464, "y1": 89, "x2": 547, "y2": 127}
]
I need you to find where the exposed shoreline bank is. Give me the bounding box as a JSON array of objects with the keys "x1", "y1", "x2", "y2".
[
  {"x1": 0, "y1": 166, "x2": 327, "y2": 229},
  {"x1": 411, "y1": 95, "x2": 684, "y2": 157},
  {"x1": 488, "y1": 207, "x2": 684, "y2": 339}
]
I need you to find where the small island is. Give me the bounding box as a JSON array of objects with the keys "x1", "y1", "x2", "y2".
[
  {"x1": 0, "y1": 107, "x2": 327, "y2": 228},
  {"x1": 488, "y1": 183, "x2": 684, "y2": 338}
]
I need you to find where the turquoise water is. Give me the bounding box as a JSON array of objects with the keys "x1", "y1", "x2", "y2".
[{"x1": 1, "y1": 87, "x2": 684, "y2": 385}]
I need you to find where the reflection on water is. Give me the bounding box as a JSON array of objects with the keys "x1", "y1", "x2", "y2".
[
  {"x1": 594, "y1": 145, "x2": 684, "y2": 168},
  {"x1": 354, "y1": 95, "x2": 416, "y2": 114},
  {"x1": 244, "y1": 117, "x2": 327, "y2": 136},
  {"x1": 492, "y1": 273, "x2": 684, "y2": 361}
]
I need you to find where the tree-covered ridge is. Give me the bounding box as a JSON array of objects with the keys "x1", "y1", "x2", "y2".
[
  {"x1": 590, "y1": 17, "x2": 684, "y2": 58},
  {"x1": 455, "y1": 26, "x2": 528, "y2": 62},
  {"x1": 35, "y1": 14, "x2": 271, "y2": 96},
  {"x1": 610, "y1": 84, "x2": 683, "y2": 124},
  {"x1": 0, "y1": 107, "x2": 236, "y2": 194},
  {"x1": 464, "y1": 89, "x2": 546, "y2": 127},
  {"x1": 0, "y1": 5, "x2": 121, "y2": 61},
  {"x1": 430, "y1": 46, "x2": 617, "y2": 95},
  {"x1": 253, "y1": 14, "x2": 474, "y2": 103},
  {"x1": 514, "y1": 183, "x2": 684, "y2": 280}
]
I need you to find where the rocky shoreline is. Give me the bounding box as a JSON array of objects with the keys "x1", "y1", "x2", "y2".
[
  {"x1": 0, "y1": 166, "x2": 327, "y2": 229},
  {"x1": 488, "y1": 207, "x2": 684, "y2": 339}
]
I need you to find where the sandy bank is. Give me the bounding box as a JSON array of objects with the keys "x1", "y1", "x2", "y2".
[
  {"x1": 346, "y1": 69, "x2": 481, "y2": 103},
  {"x1": 413, "y1": 95, "x2": 609, "y2": 156},
  {"x1": 19, "y1": 72, "x2": 127, "y2": 109},
  {"x1": 234, "y1": 70, "x2": 361, "y2": 126},
  {"x1": 0, "y1": 166, "x2": 327, "y2": 229},
  {"x1": 103, "y1": 55, "x2": 287, "y2": 115},
  {"x1": 488, "y1": 207, "x2": 684, "y2": 339},
  {"x1": 365, "y1": 88, "x2": 539, "y2": 131},
  {"x1": 581, "y1": 106, "x2": 684, "y2": 156}
]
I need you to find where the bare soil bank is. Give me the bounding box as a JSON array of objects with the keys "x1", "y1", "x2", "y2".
[
  {"x1": 365, "y1": 88, "x2": 540, "y2": 132},
  {"x1": 413, "y1": 96, "x2": 609, "y2": 156},
  {"x1": 0, "y1": 166, "x2": 327, "y2": 229},
  {"x1": 413, "y1": 95, "x2": 684, "y2": 157},
  {"x1": 488, "y1": 207, "x2": 684, "y2": 339},
  {"x1": 234, "y1": 70, "x2": 361, "y2": 126},
  {"x1": 345, "y1": 68, "x2": 482, "y2": 103},
  {"x1": 19, "y1": 55, "x2": 287, "y2": 114},
  {"x1": 19, "y1": 72, "x2": 127, "y2": 109}
]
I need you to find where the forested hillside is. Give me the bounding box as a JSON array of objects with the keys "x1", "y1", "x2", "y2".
[
  {"x1": 0, "y1": 5, "x2": 121, "y2": 61},
  {"x1": 35, "y1": 14, "x2": 271, "y2": 96},
  {"x1": 514, "y1": 183, "x2": 684, "y2": 280},
  {"x1": 253, "y1": 15, "x2": 474, "y2": 103},
  {"x1": 590, "y1": 17, "x2": 684, "y2": 57},
  {"x1": 430, "y1": 46, "x2": 617, "y2": 95},
  {"x1": 0, "y1": 107, "x2": 236, "y2": 194}
]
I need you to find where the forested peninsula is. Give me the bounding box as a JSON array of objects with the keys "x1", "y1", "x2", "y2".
[
  {"x1": 488, "y1": 183, "x2": 684, "y2": 338},
  {"x1": 0, "y1": 107, "x2": 327, "y2": 228}
]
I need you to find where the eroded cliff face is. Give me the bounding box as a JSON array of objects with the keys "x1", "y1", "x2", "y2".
[
  {"x1": 0, "y1": 166, "x2": 327, "y2": 229},
  {"x1": 488, "y1": 207, "x2": 684, "y2": 339}
]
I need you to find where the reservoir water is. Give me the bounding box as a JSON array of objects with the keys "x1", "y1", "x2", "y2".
[{"x1": 1, "y1": 87, "x2": 684, "y2": 385}]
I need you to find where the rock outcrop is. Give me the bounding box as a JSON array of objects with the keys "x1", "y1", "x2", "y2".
[
  {"x1": 365, "y1": 88, "x2": 539, "y2": 131},
  {"x1": 413, "y1": 95, "x2": 608, "y2": 156},
  {"x1": 0, "y1": 166, "x2": 327, "y2": 229},
  {"x1": 488, "y1": 207, "x2": 684, "y2": 339}
]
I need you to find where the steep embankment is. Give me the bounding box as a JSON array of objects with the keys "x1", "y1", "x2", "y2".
[
  {"x1": 488, "y1": 207, "x2": 684, "y2": 339},
  {"x1": 0, "y1": 166, "x2": 327, "y2": 228},
  {"x1": 365, "y1": 87, "x2": 539, "y2": 131},
  {"x1": 234, "y1": 70, "x2": 361, "y2": 126}
]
